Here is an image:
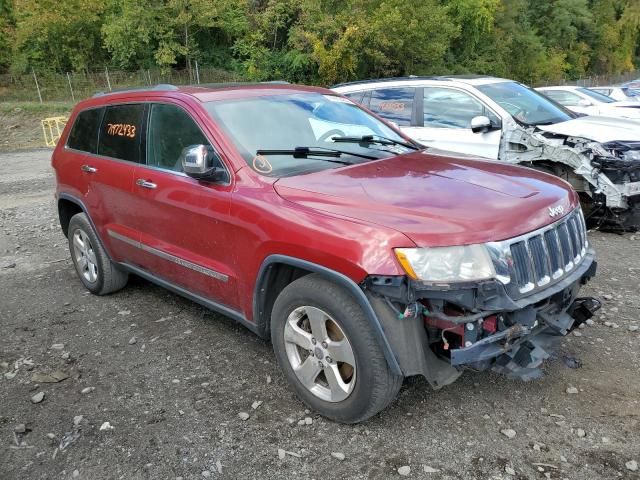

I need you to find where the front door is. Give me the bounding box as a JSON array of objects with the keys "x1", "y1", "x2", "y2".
[
  {"x1": 409, "y1": 86, "x2": 502, "y2": 159},
  {"x1": 129, "y1": 102, "x2": 239, "y2": 309}
]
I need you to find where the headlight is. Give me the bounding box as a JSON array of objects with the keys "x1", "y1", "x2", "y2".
[{"x1": 395, "y1": 245, "x2": 496, "y2": 283}]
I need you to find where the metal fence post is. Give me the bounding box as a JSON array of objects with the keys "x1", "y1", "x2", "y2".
[
  {"x1": 32, "y1": 69, "x2": 43, "y2": 103},
  {"x1": 66, "y1": 72, "x2": 75, "y2": 101},
  {"x1": 105, "y1": 66, "x2": 112, "y2": 91}
]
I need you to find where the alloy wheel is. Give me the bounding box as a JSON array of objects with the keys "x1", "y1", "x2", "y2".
[
  {"x1": 72, "y1": 229, "x2": 99, "y2": 283},
  {"x1": 283, "y1": 305, "x2": 356, "y2": 402}
]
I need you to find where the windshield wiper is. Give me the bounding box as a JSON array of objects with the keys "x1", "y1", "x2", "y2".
[
  {"x1": 331, "y1": 134, "x2": 420, "y2": 151},
  {"x1": 256, "y1": 146, "x2": 378, "y2": 163}
]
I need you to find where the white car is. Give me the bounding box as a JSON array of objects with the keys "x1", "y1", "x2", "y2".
[
  {"x1": 332, "y1": 76, "x2": 640, "y2": 229},
  {"x1": 590, "y1": 86, "x2": 640, "y2": 102},
  {"x1": 536, "y1": 85, "x2": 640, "y2": 120}
]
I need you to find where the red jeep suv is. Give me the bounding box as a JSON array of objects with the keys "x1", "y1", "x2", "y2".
[{"x1": 52, "y1": 83, "x2": 599, "y2": 423}]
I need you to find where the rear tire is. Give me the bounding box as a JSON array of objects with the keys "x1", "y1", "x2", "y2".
[
  {"x1": 67, "y1": 213, "x2": 128, "y2": 295},
  {"x1": 271, "y1": 274, "x2": 402, "y2": 423}
]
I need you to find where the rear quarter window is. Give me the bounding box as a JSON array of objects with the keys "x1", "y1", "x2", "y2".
[
  {"x1": 342, "y1": 91, "x2": 366, "y2": 105},
  {"x1": 98, "y1": 104, "x2": 145, "y2": 162},
  {"x1": 67, "y1": 108, "x2": 103, "y2": 153}
]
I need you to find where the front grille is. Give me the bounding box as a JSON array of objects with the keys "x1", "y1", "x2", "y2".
[{"x1": 508, "y1": 209, "x2": 587, "y2": 294}]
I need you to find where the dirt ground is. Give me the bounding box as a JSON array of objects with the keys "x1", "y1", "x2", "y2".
[
  {"x1": 0, "y1": 103, "x2": 72, "y2": 151},
  {"x1": 1, "y1": 149, "x2": 639, "y2": 480}
]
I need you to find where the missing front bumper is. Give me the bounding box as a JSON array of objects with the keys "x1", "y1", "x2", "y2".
[
  {"x1": 449, "y1": 296, "x2": 601, "y2": 380},
  {"x1": 366, "y1": 256, "x2": 599, "y2": 385}
]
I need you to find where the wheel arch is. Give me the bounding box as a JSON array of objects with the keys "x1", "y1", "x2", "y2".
[
  {"x1": 57, "y1": 193, "x2": 114, "y2": 261},
  {"x1": 253, "y1": 254, "x2": 403, "y2": 375},
  {"x1": 57, "y1": 195, "x2": 84, "y2": 238}
]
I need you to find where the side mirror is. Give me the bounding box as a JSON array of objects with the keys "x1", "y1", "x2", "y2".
[
  {"x1": 470, "y1": 115, "x2": 492, "y2": 134},
  {"x1": 180, "y1": 145, "x2": 227, "y2": 181},
  {"x1": 577, "y1": 99, "x2": 592, "y2": 107}
]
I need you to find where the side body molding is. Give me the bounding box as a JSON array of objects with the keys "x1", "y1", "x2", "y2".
[
  {"x1": 253, "y1": 254, "x2": 403, "y2": 375},
  {"x1": 56, "y1": 193, "x2": 258, "y2": 334},
  {"x1": 58, "y1": 195, "x2": 402, "y2": 375}
]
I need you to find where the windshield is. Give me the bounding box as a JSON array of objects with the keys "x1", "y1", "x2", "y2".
[
  {"x1": 204, "y1": 93, "x2": 414, "y2": 177},
  {"x1": 477, "y1": 81, "x2": 574, "y2": 126},
  {"x1": 580, "y1": 88, "x2": 615, "y2": 103}
]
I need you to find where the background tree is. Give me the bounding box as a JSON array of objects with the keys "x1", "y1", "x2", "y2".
[
  {"x1": 1, "y1": 0, "x2": 640, "y2": 86},
  {"x1": 0, "y1": 0, "x2": 15, "y2": 72},
  {"x1": 10, "y1": 0, "x2": 106, "y2": 72}
]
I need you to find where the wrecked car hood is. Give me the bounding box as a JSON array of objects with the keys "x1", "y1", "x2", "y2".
[
  {"x1": 538, "y1": 116, "x2": 640, "y2": 142},
  {"x1": 274, "y1": 151, "x2": 579, "y2": 247}
]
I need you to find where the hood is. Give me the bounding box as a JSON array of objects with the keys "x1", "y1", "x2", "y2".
[
  {"x1": 610, "y1": 100, "x2": 640, "y2": 108},
  {"x1": 538, "y1": 116, "x2": 640, "y2": 142},
  {"x1": 600, "y1": 103, "x2": 640, "y2": 120},
  {"x1": 274, "y1": 151, "x2": 578, "y2": 247}
]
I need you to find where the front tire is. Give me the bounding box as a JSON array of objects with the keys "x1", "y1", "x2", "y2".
[
  {"x1": 271, "y1": 274, "x2": 402, "y2": 423},
  {"x1": 67, "y1": 213, "x2": 128, "y2": 295}
]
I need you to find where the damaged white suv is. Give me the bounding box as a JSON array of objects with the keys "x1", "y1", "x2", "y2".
[{"x1": 333, "y1": 76, "x2": 640, "y2": 230}]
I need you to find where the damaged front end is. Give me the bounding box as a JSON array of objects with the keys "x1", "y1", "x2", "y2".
[
  {"x1": 499, "y1": 121, "x2": 640, "y2": 231},
  {"x1": 364, "y1": 208, "x2": 599, "y2": 387}
]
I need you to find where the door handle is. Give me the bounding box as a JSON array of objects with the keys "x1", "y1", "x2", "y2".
[
  {"x1": 136, "y1": 179, "x2": 157, "y2": 189},
  {"x1": 81, "y1": 164, "x2": 97, "y2": 173}
]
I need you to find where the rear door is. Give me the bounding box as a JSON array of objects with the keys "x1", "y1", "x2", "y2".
[
  {"x1": 414, "y1": 86, "x2": 502, "y2": 159},
  {"x1": 63, "y1": 104, "x2": 145, "y2": 263},
  {"x1": 88, "y1": 103, "x2": 147, "y2": 263},
  {"x1": 128, "y1": 101, "x2": 239, "y2": 309}
]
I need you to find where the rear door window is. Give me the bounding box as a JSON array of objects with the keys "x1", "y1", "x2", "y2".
[
  {"x1": 67, "y1": 108, "x2": 103, "y2": 153},
  {"x1": 146, "y1": 103, "x2": 210, "y2": 172},
  {"x1": 368, "y1": 88, "x2": 415, "y2": 126},
  {"x1": 98, "y1": 104, "x2": 145, "y2": 162}
]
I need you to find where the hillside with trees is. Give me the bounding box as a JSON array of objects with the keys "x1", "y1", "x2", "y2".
[{"x1": 1, "y1": 0, "x2": 639, "y2": 86}]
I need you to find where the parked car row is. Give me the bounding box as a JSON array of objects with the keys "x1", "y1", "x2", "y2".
[
  {"x1": 590, "y1": 85, "x2": 640, "y2": 102},
  {"x1": 53, "y1": 80, "x2": 604, "y2": 422},
  {"x1": 536, "y1": 85, "x2": 640, "y2": 119},
  {"x1": 622, "y1": 78, "x2": 640, "y2": 90},
  {"x1": 332, "y1": 76, "x2": 640, "y2": 231}
]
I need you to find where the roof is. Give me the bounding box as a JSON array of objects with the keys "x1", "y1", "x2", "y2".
[
  {"x1": 331, "y1": 75, "x2": 510, "y2": 91},
  {"x1": 536, "y1": 85, "x2": 585, "y2": 91}
]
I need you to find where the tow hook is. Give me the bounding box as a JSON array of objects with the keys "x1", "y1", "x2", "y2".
[{"x1": 569, "y1": 297, "x2": 602, "y2": 330}]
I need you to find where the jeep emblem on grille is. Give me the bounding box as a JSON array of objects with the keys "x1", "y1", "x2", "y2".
[{"x1": 548, "y1": 205, "x2": 565, "y2": 217}]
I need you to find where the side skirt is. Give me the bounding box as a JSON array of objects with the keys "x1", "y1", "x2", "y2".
[{"x1": 120, "y1": 263, "x2": 259, "y2": 335}]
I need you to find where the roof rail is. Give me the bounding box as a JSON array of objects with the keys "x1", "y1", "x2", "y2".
[
  {"x1": 191, "y1": 80, "x2": 290, "y2": 89},
  {"x1": 92, "y1": 80, "x2": 292, "y2": 98},
  {"x1": 93, "y1": 84, "x2": 179, "y2": 98}
]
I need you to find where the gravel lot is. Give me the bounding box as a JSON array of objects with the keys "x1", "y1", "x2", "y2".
[{"x1": 1, "y1": 150, "x2": 639, "y2": 480}]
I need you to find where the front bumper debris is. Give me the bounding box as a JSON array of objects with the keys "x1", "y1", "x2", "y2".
[
  {"x1": 365, "y1": 251, "x2": 598, "y2": 386},
  {"x1": 449, "y1": 296, "x2": 601, "y2": 380}
]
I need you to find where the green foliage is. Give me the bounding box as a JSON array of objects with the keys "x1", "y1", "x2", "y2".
[
  {"x1": 10, "y1": 0, "x2": 106, "y2": 72},
  {"x1": 101, "y1": 0, "x2": 248, "y2": 72},
  {"x1": 0, "y1": 0, "x2": 15, "y2": 72},
  {"x1": 1, "y1": 0, "x2": 639, "y2": 85}
]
